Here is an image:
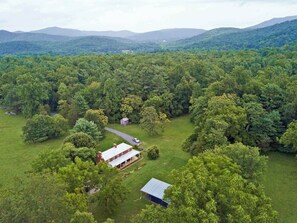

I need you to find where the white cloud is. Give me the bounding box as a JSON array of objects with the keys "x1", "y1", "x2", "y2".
[{"x1": 0, "y1": 0, "x2": 296, "y2": 32}]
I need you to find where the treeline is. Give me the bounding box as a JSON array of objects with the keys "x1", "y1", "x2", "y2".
[{"x1": 0, "y1": 46, "x2": 297, "y2": 152}]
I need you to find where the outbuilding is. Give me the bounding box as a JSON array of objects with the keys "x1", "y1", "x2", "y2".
[
  {"x1": 120, "y1": 117, "x2": 129, "y2": 126},
  {"x1": 140, "y1": 178, "x2": 171, "y2": 207}
]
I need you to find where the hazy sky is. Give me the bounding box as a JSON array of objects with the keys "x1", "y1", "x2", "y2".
[{"x1": 0, "y1": 0, "x2": 296, "y2": 32}]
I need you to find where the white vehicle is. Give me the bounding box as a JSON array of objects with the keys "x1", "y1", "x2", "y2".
[{"x1": 133, "y1": 138, "x2": 140, "y2": 143}]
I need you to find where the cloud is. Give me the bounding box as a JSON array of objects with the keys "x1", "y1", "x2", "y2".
[{"x1": 0, "y1": 0, "x2": 296, "y2": 32}]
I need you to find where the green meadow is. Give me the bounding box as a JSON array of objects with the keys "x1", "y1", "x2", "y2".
[{"x1": 1, "y1": 109, "x2": 297, "y2": 222}]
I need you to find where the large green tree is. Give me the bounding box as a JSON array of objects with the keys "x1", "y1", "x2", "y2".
[
  {"x1": 84, "y1": 109, "x2": 108, "y2": 131},
  {"x1": 72, "y1": 118, "x2": 103, "y2": 141},
  {"x1": 140, "y1": 106, "x2": 169, "y2": 136},
  {"x1": 0, "y1": 174, "x2": 91, "y2": 223},
  {"x1": 133, "y1": 150, "x2": 277, "y2": 223},
  {"x1": 279, "y1": 120, "x2": 297, "y2": 152},
  {"x1": 23, "y1": 114, "x2": 68, "y2": 143}
]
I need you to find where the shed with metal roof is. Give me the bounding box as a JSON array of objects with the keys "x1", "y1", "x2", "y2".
[{"x1": 140, "y1": 178, "x2": 171, "y2": 207}]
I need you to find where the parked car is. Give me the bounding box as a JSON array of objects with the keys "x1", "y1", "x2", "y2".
[{"x1": 133, "y1": 138, "x2": 140, "y2": 143}]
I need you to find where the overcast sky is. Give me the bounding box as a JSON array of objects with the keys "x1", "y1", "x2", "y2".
[{"x1": 0, "y1": 0, "x2": 296, "y2": 32}]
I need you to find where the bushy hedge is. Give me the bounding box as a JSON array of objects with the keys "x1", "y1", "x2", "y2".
[{"x1": 147, "y1": 146, "x2": 159, "y2": 160}]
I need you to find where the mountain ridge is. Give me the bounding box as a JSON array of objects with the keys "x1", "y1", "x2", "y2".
[{"x1": 248, "y1": 15, "x2": 297, "y2": 29}]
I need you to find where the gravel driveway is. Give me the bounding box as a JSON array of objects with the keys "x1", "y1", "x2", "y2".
[{"x1": 105, "y1": 127, "x2": 141, "y2": 145}]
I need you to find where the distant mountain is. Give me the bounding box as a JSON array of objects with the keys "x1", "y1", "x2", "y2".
[
  {"x1": 174, "y1": 28, "x2": 241, "y2": 46},
  {"x1": 31, "y1": 27, "x2": 136, "y2": 38},
  {"x1": 31, "y1": 27, "x2": 206, "y2": 42},
  {"x1": 0, "y1": 30, "x2": 72, "y2": 43},
  {"x1": 1, "y1": 16, "x2": 296, "y2": 56},
  {"x1": 0, "y1": 30, "x2": 159, "y2": 55},
  {"x1": 52, "y1": 36, "x2": 152, "y2": 54},
  {"x1": 127, "y1": 28, "x2": 206, "y2": 42},
  {"x1": 0, "y1": 41, "x2": 43, "y2": 55},
  {"x1": 177, "y1": 19, "x2": 297, "y2": 50},
  {"x1": 248, "y1": 15, "x2": 297, "y2": 29}
]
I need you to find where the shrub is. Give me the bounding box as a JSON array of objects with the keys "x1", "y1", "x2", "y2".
[
  {"x1": 72, "y1": 118, "x2": 103, "y2": 141},
  {"x1": 64, "y1": 132, "x2": 96, "y2": 148},
  {"x1": 147, "y1": 146, "x2": 160, "y2": 160}
]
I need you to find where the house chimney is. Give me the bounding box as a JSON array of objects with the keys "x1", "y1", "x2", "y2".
[
  {"x1": 113, "y1": 143, "x2": 117, "y2": 148},
  {"x1": 96, "y1": 151, "x2": 102, "y2": 164}
]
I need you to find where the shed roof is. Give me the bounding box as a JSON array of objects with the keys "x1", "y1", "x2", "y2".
[
  {"x1": 102, "y1": 143, "x2": 132, "y2": 161},
  {"x1": 141, "y1": 178, "x2": 171, "y2": 201},
  {"x1": 121, "y1": 117, "x2": 129, "y2": 121}
]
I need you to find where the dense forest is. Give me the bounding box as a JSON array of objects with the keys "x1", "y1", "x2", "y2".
[
  {"x1": 1, "y1": 45, "x2": 297, "y2": 222},
  {"x1": 1, "y1": 46, "x2": 297, "y2": 152}
]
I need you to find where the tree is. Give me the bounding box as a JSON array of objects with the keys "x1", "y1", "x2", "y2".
[
  {"x1": 16, "y1": 73, "x2": 49, "y2": 117},
  {"x1": 133, "y1": 151, "x2": 277, "y2": 223},
  {"x1": 59, "y1": 158, "x2": 128, "y2": 213},
  {"x1": 103, "y1": 78, "x2": 122, "y2": 122},
  {"x1": 72, "y1": 118, "x2": 103, "y2": 141},
  {"x1": 140, "y1": 106, "x2": 169, "y2": 136},
  {"x1": 53, "y1": 114, "x2": 69, "y2": 136},
  {"x1": 23, "y1": 114, "x2": 68, "y2": 143},
  {"x1": 243, "y1": 102, "x2": 281, "y2": 150},
  {"x1": 62, "y1": 143, "x2": 97, "y2": 163},
  {"x1": 64, "y1": 133, "x2": 96, "y2": 148},
  {"x1": 84, "y1": 109, "x2": 108, "y2": 130},
  {"x1": 260, "y1": 83, "x2": 284, "y2": 112},
  {"x1": 120, "y1": 95, "x2": 142, "y2": 123},
  {"x1": 279, "y1": 120, "x2": 297, "y2": 152},
  {"x1": 102, "y1": 218, "x2": 115, "y2": 223},
  {"x1": 58, "y1": 157, "x2": 102, "y2": 193},
  {"x1": 31, "y1": 149, "x2": 71, "y2": 173},
  {"x1": 67, "y1": 92, "x2": 89, "y2": 125},
  {"x1": 92, "y1": 162, "x2": 128, "y2": 214},
  {"x1": 214, "y1": 143, "x2": 267, "y2": 182},
  {"x1": 70, "y1": 211, "x2": 97, "y2": 223},
  {"x1": 0, "y1": 174, "x2": 83, "y2": 223},
  {"x1": 147, "y1": 145, "x2": 160, "y2": 160},
  {"x1": 184, "y1": 94, "x2": 247, "y2": 154}
]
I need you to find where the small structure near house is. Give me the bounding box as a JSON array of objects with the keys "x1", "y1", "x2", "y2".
[
  {"x1": 120, "y1": 117, "x2": 129, "y2": 126},
  {"x1": 96, "y1": 143, "x2": 141, "y2": 169},
  {"x1": 5, "y1": 111, "x2": 16, "y2": 116},
  {"x1": 141, "y1": 178, "x2": 171, "y2": 207}
]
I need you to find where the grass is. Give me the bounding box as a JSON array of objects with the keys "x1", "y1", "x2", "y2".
[
  {"x1": 263, "y1": 152, "x2": 297, "y2": 223},
  {"x1": 1, "y1": 109, "x2": 297, "y2": 223},
  {"x1": 0, "y1": 109, "x2": 122, "y2": 187},
  {"x1": 0, "y1": 109, "x2": 64, "y2": 187},
  {"x1": 91, "y1": 116, "x2": 194, "y2": 222}
]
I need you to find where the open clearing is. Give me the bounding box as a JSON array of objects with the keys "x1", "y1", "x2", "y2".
[
  {"x1": 263, "y1": 152, "x2": 297, "y2": 223},
  {"x1": 92, "y1": 116, "x2": 193, "y2": 222},
  {"x1": 1, "y1": 109, "x2": 297, "y2": 223},
  {"x1": 0, "y1": 109, "x2": 122, "y2": 187}
]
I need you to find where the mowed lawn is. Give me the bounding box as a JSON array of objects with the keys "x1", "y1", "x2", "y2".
[
  {"x1": 0, "y1": 110, "x2": 64, "y2": 187},
  {"x1": 92, "y1": 116, "x2": 193, "y2": 222},
  {"x1": 0, "y1": 109, "x2": 122, "y2": 187},
  {"x1": 263, "y1": 152, "x2": 297, "y2": 223},
  {"x1": 2, "y1": 109, "x2": 297, "y2": 223}
]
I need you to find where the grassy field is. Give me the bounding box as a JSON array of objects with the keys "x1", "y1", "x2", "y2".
[
  {"x1": 0, "y1": 109, "x2": 65, "y2": 187},
  {"x1": 0, "y1": 109, "x2": 122, "y2": 187},
  {"x1": 91, "y1": 116, "x2": 193, "y2": 222},
  {"x1": 1, "y1": 108, "x2": 297, "y2": 223},
  {"x1": 263, "y1": 152, "x2": 297, "y2": 223}
]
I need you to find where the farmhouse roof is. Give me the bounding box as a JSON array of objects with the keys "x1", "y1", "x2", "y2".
[
  {"x1": 102, "y1": 142, "x2": 132, "y2": 161},
  {"x1": 109, "y1": 149, "x2": 140, "y2": 167}
]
